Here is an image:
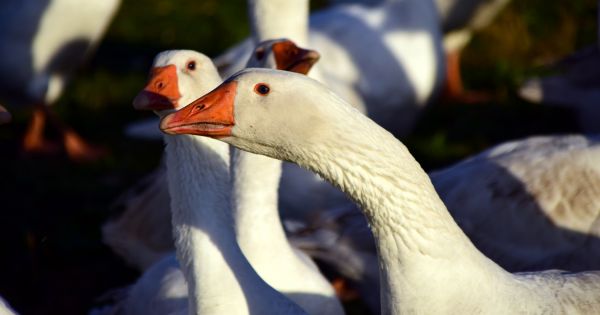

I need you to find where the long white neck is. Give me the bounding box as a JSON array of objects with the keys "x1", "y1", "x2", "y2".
[
  {"x1": 247, "y1": 0, "x2": 309, "y2": 45},
  {"x1": 267, "y1": 100, "x2": 510, "y2": 313},
  {"x1": 230, "y1": 148, "x2": 298, "y2": 260},
  {"x1": 164, "y1": 135, "x2": 305, "y2": 314}
]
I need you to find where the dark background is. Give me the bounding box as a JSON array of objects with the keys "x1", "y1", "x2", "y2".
[{"x1": 0, "y1": 0, "x2": 597, "y2": 314}]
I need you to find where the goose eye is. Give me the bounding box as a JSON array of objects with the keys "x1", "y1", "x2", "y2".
[
  {"x1": 254, "y1": 83, "x2": 270, "y2": 96},
  {"x1": 255, "y1": 48, "x2": 265, "y2": 61},
  {"x1": 186, "y1": 61, "x2": 196, "y2": 71}
]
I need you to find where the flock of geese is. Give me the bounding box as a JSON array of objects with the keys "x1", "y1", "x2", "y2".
[{"x1": 2, "y1": 0, "x2": 600, "y2": 314}]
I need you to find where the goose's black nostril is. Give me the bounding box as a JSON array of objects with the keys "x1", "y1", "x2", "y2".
[
  {"x1": 195, "y1": 104, "x2": 206, "y2": 111},
  {"x1": 156, "y1": 81, "x2": 164, "y2": 89}
]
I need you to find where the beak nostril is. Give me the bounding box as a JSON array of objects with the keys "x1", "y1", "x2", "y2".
[
  {"x1": 195, "y1": 104, "x2": 206, "y2": 111},
  {"x1": 156, "y1": 81, "x2": 164, "y2": 90}
]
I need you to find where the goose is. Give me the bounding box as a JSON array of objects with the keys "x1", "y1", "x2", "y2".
[
  {"x1": 162, "y1": 68, "x2": 600, "y2": 314},
  {"x1": 0, "y1": 0, "x2": 119, "y2": 161},
  {"x1": 217, "y1": 0, "x2": 444, "y2": 137},
  {"x1": 125, "y1": 50, "x2": 308, "y2": 315},
  {"x1": 518, "y1": 1, "x2": 600, "y2": 133},
  {"x1": 435, "y1": 0, "x2": 511, "y2": 101},
  {"x1": 105, "y1": 45, "x2": 340, "y2": 314},
  {"x1": 232, "y1": 39, "x2": 344, "y2": 315}
]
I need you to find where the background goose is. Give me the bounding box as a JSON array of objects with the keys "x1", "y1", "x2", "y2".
[
  {"x1": 431, "y1": 135, "x2": 600, "y2": 272},
  {"x1": 309, "y1": 0, "x2": 511, "y2": 101},
  {"x1": 0, "y1": 0, "x2": 120, "y2": 161},
  {"x1": 518, "y1": 0, "x2": 600, "y2": 132},
  {"x1": 518, "y1": 46, "x2": 600, "y2": 133},
  {"x1": 162, "y1": 68, "x2": 600, "y2": 314},
  {"x1": 217, "y1": 0, "x2": 444, "y2": 137}
]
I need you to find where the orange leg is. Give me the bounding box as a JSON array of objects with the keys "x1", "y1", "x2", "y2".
[
  {"x1": 22, "y1": 105, "x2": 60, "y2": 155},
  {"x1": 62, "y1": 126, "x2": 108, "y2": 163},
  {"x1": 442, "y1": 50, "x2": 491, "y2": 104},
  {"x1": 22, "y1": 104, "x2": 107, "y2": 162},
  {"x1": 445, "y1": 50, "x2": 464, "y2": 98},
  {"x1": 331, "y1": 277, "x2": 360, "y2": 302}
]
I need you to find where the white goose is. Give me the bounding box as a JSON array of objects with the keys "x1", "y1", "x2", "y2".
[
  {"x1": 0, "y1": 0, "x2": 119, "y2": 161},
  {"x1": 124, "y1": 51, "x2": 306, "y2": 315},
  {"x1": 162, "y1": 68, "x2": 600, "y2": 314},
  {"x1": 217, "y1": 0, "x2": 444, "y2": 136},
  {"x1": 105, "y1": 46, "x2": 341, "y2": 314}
]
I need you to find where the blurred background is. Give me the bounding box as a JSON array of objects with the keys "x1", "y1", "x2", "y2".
[{"x1": 0, "y1": 0, "x2": 597, "y2": 314}]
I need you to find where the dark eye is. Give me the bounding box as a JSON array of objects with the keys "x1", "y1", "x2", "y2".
[
  {"x1": 187, "y1": 61, "x2": 196, "y2": 71},
  {"x1": 255, "y1": 48, "x2": 265, "y2": 61},
  {"x1": 254, "y1": 83, "x2": 270, "y2": 96}
]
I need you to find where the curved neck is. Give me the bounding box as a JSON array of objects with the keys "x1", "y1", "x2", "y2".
[
  {"x1": 247, "y1": 0, "x2": 309, "y2": 45},
  {"x1": 230, "y1": 148, "x2": 294, "y2": 257},
  {"x1": 164, "y1": 135, "x2": 304, "y2": 314},
  {"x1": 273, "y1": 102, "x2": 506, "y2": 313}
]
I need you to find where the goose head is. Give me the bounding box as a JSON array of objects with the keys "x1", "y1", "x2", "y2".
[
  {"x1": 132, "y1": 50, "x2": 221, "y2": 117},
  {"x1": 133, "y1": 41, "x2": 318, "y2": 118},
  {"x1": 247, "y1": 38, "x2": 320, "y2": 75},
  {"x1": 160, "y1": 69, "x2": 349, "y2": 159}
]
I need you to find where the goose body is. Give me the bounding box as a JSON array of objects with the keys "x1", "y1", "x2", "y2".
[
  {"x1": 432, "y1": 134, "x2": 600, "y2": 271},
  {"x1": 0, "y1": 0, "x2": 119, "y2": 160},
  {"x1": 162, "y1": 68, "x2": 600, "y2": 314},
  {"x1": 218, "y1": 0, "x2": 444, "y2": 136}
]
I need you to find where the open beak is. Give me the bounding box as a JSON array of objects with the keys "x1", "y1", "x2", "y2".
[
  {"x1": 160, "y1": 81, "x2": 237, "y2": 137},
  {"x1": 133, "y1": 64, "x2": 181, "y2": 110},
  {"x1": 272, "y1": 40, "x2": 320, "y2": 75}
]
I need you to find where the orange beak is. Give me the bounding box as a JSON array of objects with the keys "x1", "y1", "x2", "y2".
[
  {"x1": 160, "y1": 81, "x2": 237, "y2": 137},
  {"x1": 272, "y1": 40, "x2": 320, "y2": 75},
  {"x1": 133, "y1": 65, "x2": 182, "y2": 110}
]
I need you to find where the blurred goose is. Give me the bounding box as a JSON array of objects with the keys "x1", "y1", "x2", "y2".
[
  {"x1": 519, "y1": 2, "x2": 600, "y2": 133},
  {"x1": 435, "y1": 0, "x2": 511, "y2": 101},
  {"x1": 0, "y1": 0, "x2": 119, "y2": 161},
  {"x1": 103, "y1": 45, "x2": 341, "y2": 315},
  {"x1": 218, "y1": 0, "x2": 444, "y2": 137},
  {"x1": 162, "y1": 68, "x2": 600, "y2": 314},
  {"x1": 316, "y1": 0, "x2": 513, "y2": 102},
  {"x1": 519, "y1": 47, "x2": 600, "y2": 133},
  {"x1": 119, "y1": 50, "x2": 308, "y2": 315}
]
